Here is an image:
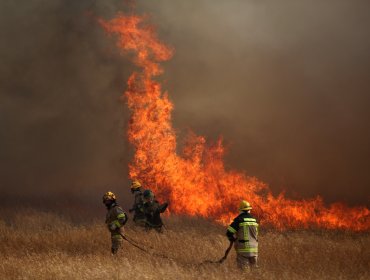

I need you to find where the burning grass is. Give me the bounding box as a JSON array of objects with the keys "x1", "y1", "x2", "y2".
[
  {"x1": 98, "y1": 12, "x2": 370, "y2": 231},
  {"x1": 0, "y1": 210, "x2": 369, "y2": 279}
]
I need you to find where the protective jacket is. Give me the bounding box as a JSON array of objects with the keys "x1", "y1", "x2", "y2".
[
  {"x1": 143, "y1": 200, "x2": 168, "y2": 229},
  {"x1": 226, "y1": 212, "x2": 258, "y2": 257},
  {"x1": 105, "y1": 203, "x2": 128, "y2": 237},
  {"x1": 131, "y1": 190, "x2": 146, "y2": 222}
]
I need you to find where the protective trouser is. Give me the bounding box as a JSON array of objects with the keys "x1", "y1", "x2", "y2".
[
  {"x1": 111, "y1": 233, "x2": 123, "y2": 254},
  {"x1": 236, "y1": 254, "x2": 258, "y2": 270}
]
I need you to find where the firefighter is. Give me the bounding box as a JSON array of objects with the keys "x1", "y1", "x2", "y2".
[
  {"x1": 226, "y1": 200, "x2": 259, "y2": 269},
  {"x1": 128, "y1": 180, "x2": 146, "y2": 226},
  {"x1": 142, "y1": 189, "x2": 168, "y2": 232},
  {"x1": 102, "y1": 191, "x2": 128, "y2": 255}
]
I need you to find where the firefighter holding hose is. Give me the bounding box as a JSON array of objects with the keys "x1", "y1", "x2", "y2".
[
  {"x1": 226, "y1": 200, "x2": 259, "y2": 269},
  {"x1": 102, "y1": 191, "x2": 128, "y2": 255}
]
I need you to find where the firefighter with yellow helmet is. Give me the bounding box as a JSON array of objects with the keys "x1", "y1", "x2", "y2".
[
  {"x1": 129, "y1": 180, "x2": 146, "y2": 226},
  {"x1": 226, "y1": 200, "x2": 259, "y2": 269},
  {"x1": 102, "y1": 191, "x2": 128, "y2": 255}
]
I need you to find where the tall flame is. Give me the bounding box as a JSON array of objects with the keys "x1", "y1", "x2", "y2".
[{"x1": 99, "y1": 13, "x2": 370, "y2": 231}]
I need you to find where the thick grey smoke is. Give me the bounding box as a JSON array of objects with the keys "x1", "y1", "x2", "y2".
[{"x1": 1, "y1": 0, "x2": 369, "y2": 210}]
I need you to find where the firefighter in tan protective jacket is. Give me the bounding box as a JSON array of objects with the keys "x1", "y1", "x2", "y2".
[
  {"x1": 226, "y1": 200, "x2": 259, "y2": 269},
  {"x1": 102, "y1": 191, "x2": 128, "y2": 255}
]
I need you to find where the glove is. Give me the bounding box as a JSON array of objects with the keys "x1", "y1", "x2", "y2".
[
  {"x1": 109, "y1": 222, "x2": 118, "y2": 231},
  {"x1": 120, "y1": 216, "x2": 128, "y2": 226},
  {"x1": 159, "y1": 202, "x2": 168, "y2": 213},
  {"x1": 228, "y1": 236, "x2": 237, "y2": 242}
]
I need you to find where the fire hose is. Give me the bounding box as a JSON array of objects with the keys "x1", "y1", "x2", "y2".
[
  {"x1": 118, "y1": 232, "x2": 178, "y2": 261},
  {"x1": 201, "y1": 240, "x2": 234, "y2": 264},
  {"x1": 119, "y1": 232, "x2": 233, "y2": 265},
  {"x1": 118, "y1": 233, "x2": 150, "y2": 253}
]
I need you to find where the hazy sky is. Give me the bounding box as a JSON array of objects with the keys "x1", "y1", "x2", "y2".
[{"x1": 0, "y1": 0, "x2": 369, "y2": 207}]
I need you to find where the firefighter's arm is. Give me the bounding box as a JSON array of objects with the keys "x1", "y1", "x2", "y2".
[
  {"x1": 158, "y1": 202, "x2": 168, "y2": 213},
  {"x1": 109, "y1": 209, "x2": 128, "y2": 230},
  {"x1": 226, "y1": 229, "x2": 237, "y2": 242},
  {"x1": 117, "y1": 211, "x2": 128, "y2": 226},
  {"x1": 226, "y1": 219, "x2": 239, "y2": 242}
]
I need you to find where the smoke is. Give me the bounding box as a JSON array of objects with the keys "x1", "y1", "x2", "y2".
[
  {"x1": 0, "y1": 0, "x2": 369, "y2": 209},
  {"x1": 0, "y1": 0, "x2": 133, "y2": 203}
]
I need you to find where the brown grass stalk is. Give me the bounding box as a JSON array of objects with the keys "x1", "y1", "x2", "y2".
[{"x1": 0, "y1": 210, "x2": 369, "y2": 279}]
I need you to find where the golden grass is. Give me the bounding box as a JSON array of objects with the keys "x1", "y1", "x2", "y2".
[{"x1": 0, "y1": 210, "x2": 369, "y2": 279}]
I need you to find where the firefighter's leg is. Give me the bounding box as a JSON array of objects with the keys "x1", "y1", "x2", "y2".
[
  {"x1": 111, "y1": 234, "x2": 123, "y2": 255},
  {"x1": 236, "y1": 254, "x2": 250, "y2": 271},
  {"x1": 248, "y1": 256, "x2": 258, "y2": 267}
]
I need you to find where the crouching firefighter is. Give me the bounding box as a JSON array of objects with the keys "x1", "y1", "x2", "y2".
[
  {"x1": 226, "y1": 200, "x2": 259, "y2": 269},
  {"x1": 102, "y1": 191, "x2": 128, "y2": 255},
  {"x1": 142, "y1": 189, "x2": 168, "y2": 232},
  {"x1": 128, "y1": 180, "x2": 146, "y2": 227}
]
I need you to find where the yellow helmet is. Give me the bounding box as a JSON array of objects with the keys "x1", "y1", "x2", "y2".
[
  {"x1": 239, "y1": 200, "x2": 252, "y2": 211},
  {"x1": 103, "y1": 191, "x2": 116, "y2": 202},
  {"x1": 131, "y1": 180, "x2": 142, "y2": 190}
]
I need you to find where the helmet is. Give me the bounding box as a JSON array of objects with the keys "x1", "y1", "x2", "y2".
[
  {"x1": 131, "y1": 180, "x2": 142, "y2": 190},
  {"x1": 143, "y1": 189, "x2": 154, "y2": 199},
  {"x1": 103, "y1": 191, "x2": 116, "y2": 202},
  {"x1": 239, "y1": 200, "x2": 252, "y2": 211}
]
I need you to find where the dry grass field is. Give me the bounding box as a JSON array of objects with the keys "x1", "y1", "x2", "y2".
[{"x1": 0, "y1": 209, "x2": 369, "y2": 280}]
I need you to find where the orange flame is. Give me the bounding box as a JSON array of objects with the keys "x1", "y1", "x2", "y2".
[{"x1": 99, "y1": 13, "x2": 370, "y2": 231}]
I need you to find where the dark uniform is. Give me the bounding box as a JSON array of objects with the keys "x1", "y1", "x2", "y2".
[
  {"x1": 227, "y1": 211, "x2": 259, "y2": 269},
  {"x1": 105, "y1": 202, "x2": 128, "y2": 254},
  {"x1": 143, "y1": 200, "x2": 168, "y2": 232},
  {"x1": 130, "y1": 189, "x2": 146, "y2": 226}
]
